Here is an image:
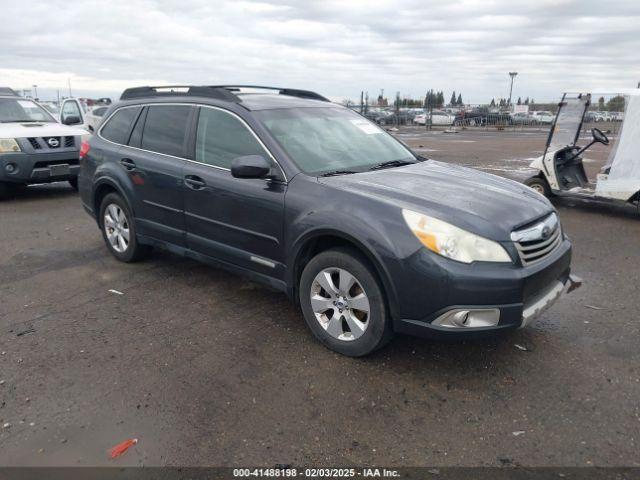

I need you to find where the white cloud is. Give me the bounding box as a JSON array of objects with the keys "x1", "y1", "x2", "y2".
[{"x1": 1, "y1": 0, "x2": 639, "y2": 103}]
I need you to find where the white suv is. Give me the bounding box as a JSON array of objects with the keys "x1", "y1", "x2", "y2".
[{"x1": 0, "y1": 88, "x2": 87, "y2": 198}]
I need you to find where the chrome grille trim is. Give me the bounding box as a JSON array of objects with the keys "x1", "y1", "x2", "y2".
[{"x1": 511, "y1": 213, "x2": 562, "y2": 266}]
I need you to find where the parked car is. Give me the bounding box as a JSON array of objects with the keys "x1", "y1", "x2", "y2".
[
  {"x1": 84, "y1": 105, "x2": 109, "y2": 132},
  {"x1": 454, "y1": 108, "x2": 510, "y2": 126},
  {"x1": 79, "y1": 85, "x2": 579, "y2": 356},
  {"x1": 413, "y1": 110, "x2": 454, "y2": 126},
  {"x1": 610, "y1": 111, "x2": 624, "y2": 121},
  {"x1": 509, "y1": 112, "x2": 532, "y2": 125},
  {"x1": 0, "y1": 88, "x2": 86, "y2": 197},
  {"x1": 530, "y1": 111, "x2": 555, "y2": 124},
  {"x1": 40, "y1": 101, "x2": 60, "y2": 116}
]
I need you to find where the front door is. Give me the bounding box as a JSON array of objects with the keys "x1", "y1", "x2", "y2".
[{"x1": 183, "y1": 106, "x2": 286, "y2": 280}]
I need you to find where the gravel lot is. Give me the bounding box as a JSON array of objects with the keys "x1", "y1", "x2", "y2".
[{"x1": 0, "y1": 126, "x2": 638, "y2": 467}]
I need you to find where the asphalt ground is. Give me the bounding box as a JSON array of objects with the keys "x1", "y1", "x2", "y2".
[{"x1": 0, "y1": 126, "x2": 638, "y2": 467}]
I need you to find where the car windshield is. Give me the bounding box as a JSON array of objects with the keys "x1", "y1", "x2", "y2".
[
  {"x1": 547, "y1": 95, "x2": 589, "y2": 151},
  {"x1": 0, "y1": 98, "x2": 56, "y2": 123},
  {"x1": 0, "y1": 98, "x2": 57, "y2": 123},
  {"x1": 255, "y1": 107, "x2": 416, "y2": 175}
]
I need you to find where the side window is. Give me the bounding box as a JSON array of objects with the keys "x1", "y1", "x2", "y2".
[
  {"x1": 101, "y1": 107, "x2": 141, "y2": 144},
  {"x1": 141, "y1": 105, "x2": 191, "y2": 157},
  {"x1": 196, "y1": 107, "x2": 270, "y2": 169}
]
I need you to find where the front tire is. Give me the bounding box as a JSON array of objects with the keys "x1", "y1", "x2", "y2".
[
  {"x1": 299, "y1": 247, "x2": 393, "y2": 356},
  {"x1": 99, "y1": 193, "x2": 150, "y2": 262},
  {"x1": 525, "y1": 176, "x2": 552, "y2": 197}
]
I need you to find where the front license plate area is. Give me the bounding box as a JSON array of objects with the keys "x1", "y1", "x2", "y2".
[{"x1": 50, "y1": 164, "x2": 70, "y2": 176}]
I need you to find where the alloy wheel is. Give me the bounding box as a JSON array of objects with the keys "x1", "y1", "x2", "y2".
[
  {"x1": 310, "y1": 267, "x2": 370, "y2": 341},
  {"x1": 103, "y1": 203, "x2": 130, "y2": 253}
]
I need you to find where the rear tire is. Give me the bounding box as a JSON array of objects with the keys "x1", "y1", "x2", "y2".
[
  {"x1": 68, "y1": 178, "x2": 79, "y2": 191},
  {"x1": 525, "y1": 176, "x2": 552, "y2": 197},
  {"x1": 99, "y1": 193, "x2": 151, "y2": 262},
  {"x1": 299, "y1": 247, "x2": 393, "y2": 357}
]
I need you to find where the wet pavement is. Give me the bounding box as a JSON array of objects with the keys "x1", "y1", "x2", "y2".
[{"x1": 0, "y1": 127, "x2": 638, "y2": 467}]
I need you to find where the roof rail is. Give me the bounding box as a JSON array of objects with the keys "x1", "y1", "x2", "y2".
[
  {"x1": 120, "y1": 86, "x2": 238, "y2": 102},
  {"x1": 0, "y1": 87, "x2": 19, "y2": 97},
  {"x1": 120, "y1": 85, "x2": 331, "y2": 103},
  {"x1": 212, "y1": 85, "x2": 331, "y2": 102}
]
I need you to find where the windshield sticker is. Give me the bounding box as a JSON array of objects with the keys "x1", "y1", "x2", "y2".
[
  {"x1": 18, "y1": 100, "x2": 34, "y2": 108},
  {"x1": 350, "y1": 119, "x2": 383, "y2": 134}
]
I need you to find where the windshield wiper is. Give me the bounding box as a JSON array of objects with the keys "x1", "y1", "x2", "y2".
[
  {"x1": 320, "y1": 169, "x2": 358, "y2": 177},
  {"x1": 369, "y1": 159, "x2": 416, "y2": 171}
]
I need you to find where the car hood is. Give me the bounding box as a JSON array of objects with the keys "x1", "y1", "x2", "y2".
[
  {"x1": 319, "y1": 160, "x2": 554, "y2": 241},
  {"x1": 0, "y1": 122, "x2": 88, "y2": 138}
]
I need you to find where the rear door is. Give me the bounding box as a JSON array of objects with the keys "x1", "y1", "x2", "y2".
[
  {"x1": 183, "y1": 106, "x2": 287, "y2": 279},
  {"x1": 117, "y1": 104, "x2": 193, "y2": 246}
]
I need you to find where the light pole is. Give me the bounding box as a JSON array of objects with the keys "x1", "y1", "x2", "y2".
[
  {"x1": 508, "y1": 72, "x2": 518, "y2": 107},
  {"x1": 33, "y1": 84, "x2": 38, "y2": 99}
]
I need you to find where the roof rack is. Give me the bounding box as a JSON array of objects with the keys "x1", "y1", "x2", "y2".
[
  {"x1": 0, "y1": 87, "x2": 19, "y2": 97},
  {"x1": 120, "y1": 85, "x2": 330, "y2": 103},
  {"x1": 212, "y1": 85, "x2": 331, "y2": 102},
  {"x1": 120, "y1": 86, "x2": 238, "y2": 102}
]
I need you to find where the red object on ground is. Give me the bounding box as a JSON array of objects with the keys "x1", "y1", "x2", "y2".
[{"x1": 108, "y1": 438, "x2": 138, "y2": 459}]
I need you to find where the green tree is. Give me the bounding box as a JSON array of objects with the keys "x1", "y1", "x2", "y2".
[
  {"x1": 524, "y1": 97, "x2": 529, "y2": 105},
  {"x1": 450, "y1": 91, "x2": 456, "y2": 106},
  {"x1": 606, "y1": 95, "x2": 625, "y2": 112},
  {"x1": 598, "y1": 96, "x2": 605, "y2": 110},
  {"x1": 457, "y1": 93, "x2": 463, "y2": 105},
  {"x1": 437, "y1": 91, "x2": 445, "y2": 107},
  {"x1": 490, "y1": 98, "x2": 496, "y2": 107},
  {"x1": 517, "y1": 97, "x2": 522, "y2": 105}
]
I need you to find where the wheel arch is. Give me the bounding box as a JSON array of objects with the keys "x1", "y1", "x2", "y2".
[
  {"x1": 288, "y1": 230, "x2": 399, "y2": 320},
  {"x1": 92, "y1": 177, "x2": 133, "y2": 227}
]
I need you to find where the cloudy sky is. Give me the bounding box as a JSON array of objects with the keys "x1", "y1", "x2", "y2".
[{"x1": 2, "y1": 0, "x2": 639, "y2": 103}]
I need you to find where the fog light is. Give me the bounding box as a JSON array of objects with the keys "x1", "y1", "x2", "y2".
[
  {"x1": 5, "y1": 163, "x2": 17, "y2": 174},
  {"x1": 432, "y1": 308, "x2": 500, "y2": 328}
]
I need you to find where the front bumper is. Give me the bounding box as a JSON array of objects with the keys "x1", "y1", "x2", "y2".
[
  {"x1": 392, "y1": 238, "x2": 580, "y2": 338},
  {"x1": 0, "y1": 151, "x2": 80, "y2": 184},
  {"x1": 520, "y1": 274, "x2": 581, "y2": 328}
]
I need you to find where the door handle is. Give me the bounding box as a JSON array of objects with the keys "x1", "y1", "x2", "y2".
[
  {"x1": 120, "y1": 158, "x2": 136, "y2": 171},
  {"x1": 184, "y1": 175, "x2": 206, "y2": 190}
]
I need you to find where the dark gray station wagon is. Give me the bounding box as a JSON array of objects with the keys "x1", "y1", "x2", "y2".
[{"x1": 79, "y1": 85, "x2": 580, "y2": 356}]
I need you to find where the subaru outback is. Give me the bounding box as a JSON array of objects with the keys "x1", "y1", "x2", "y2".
[{"x1": 78, "y1": 85, "x2": 580, "y2": 356}]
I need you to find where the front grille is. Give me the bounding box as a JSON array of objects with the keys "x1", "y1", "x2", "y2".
[
  {"x1": 511, "y1": 213, "x2": 562, "y2": 266},
  {"x1": 26, "y1": 136, "x2": 76, "y2": 150}
]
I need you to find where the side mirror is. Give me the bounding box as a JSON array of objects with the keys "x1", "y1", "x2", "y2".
[
  {"x1": 62, "y1": 115, "x2": 81, "y2": 126},
  {"x1": 231, "y1": 155, "x2": 271, "y2": 179}
]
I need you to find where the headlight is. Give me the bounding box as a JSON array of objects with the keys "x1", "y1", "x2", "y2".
[
  {"x1": 402, "y1": 209, "x2": 512, "y2": 263},
  {"x1": 0, "y1": 139, "x2": 21, "y2": 153}
]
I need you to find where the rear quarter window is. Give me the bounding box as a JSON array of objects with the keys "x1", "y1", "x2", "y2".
[{"x1": 100, "y1": 107, "x2": 141, "y2": 144}]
